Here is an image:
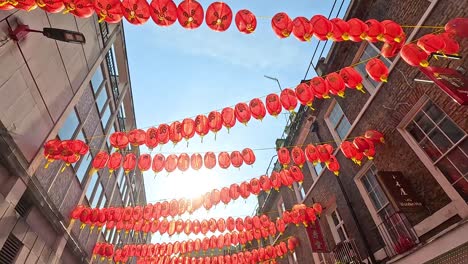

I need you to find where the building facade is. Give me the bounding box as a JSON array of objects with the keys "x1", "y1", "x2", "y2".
[
  {"x1": 0, "y1": 9, "x2": 147, "y2": 264},
  {"x1": 258, "y1": 0, "x2": 468, "y2": 263}
]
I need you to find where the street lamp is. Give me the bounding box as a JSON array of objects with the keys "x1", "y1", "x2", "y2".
[
  {"x1": 9, "y1": 24, "x2": 86, "y2": 44},
  {"x1": 264, "y1": 75, "x2": 283, "y2": 91}
]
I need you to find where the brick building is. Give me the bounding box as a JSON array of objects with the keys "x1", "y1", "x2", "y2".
[
  {"x1": 258, "y1": 0, "x2": 468, "y2": 263},
  {"x1": 0, "y1": 9, "x2": 147, "y2": 264}
]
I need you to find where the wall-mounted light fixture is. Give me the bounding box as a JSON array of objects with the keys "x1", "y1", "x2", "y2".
[{"x1": 9, "y1": 24, "x2": 86, "y2": 44}]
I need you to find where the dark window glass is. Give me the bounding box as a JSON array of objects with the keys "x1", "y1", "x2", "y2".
[{"x1": 58, "y1": 110, "x2": 79, "y2": 140}]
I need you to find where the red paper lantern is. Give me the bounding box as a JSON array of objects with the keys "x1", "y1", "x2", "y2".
[
  {"x1": 270, "y1": 171, "x2": 282, "y2": 191},
  {"x1": 295, "y1": 82, "x2": 314, "y2": 107},
  {"x1": 90, "y1": 151, "x2": 109, "y2": 175},
  {"x1": 43, "y1": 139, "x2": 62, "y2": 167},
  {"x1": 241, "y1": 148, "x2": 256, "y2": 165},
  {"x1": 271, "y1": 12, "x2": 293, "y2": 38},
  {"x1": 277, "y1": 147, "x2": 291, "y2": 168},
  {"x1": 230, "y1": 151, "x2": 244, "y2": 168},
  {"x1": 220, "y1": 187, "x2": 231, "y2": 205},
  {"x1": 165, "y1": 154, "x2": 178, "y2": 173},
  {"x1": 36, "y1": 0, "x2": 64, "y2": 13},
  {"x1": 381, "y1": 41, "x2": 404, "y2": 58},
  {"x1": 95, "y1": 0, "x2": 122, "y2": 23},
  {"x1": 110, "y1": 132, "x2": 129, "y2": 150},
  {"x1": 399, "y1": 43, "x2": 429, "y2": 68},
  {"x1": 279, "y1": 169, "x2": 294, "y2": 187},
  {"x1": 169, "y1": 121, "x2": 183, "y2": 145},
  {"x1": 181, "y1": 118, "x2": 196, "y2": 141},
  {"x1": 289, "y1": 166, "x2": 304, "y2": 183},
  {"x1": 325, "y1": 72, "x2": 346, "y2": 97},
  {"x1": 150, "y1": 0, "x2": 177, "y2": 26},
  {"x1": 249, "y1": 178, "x2": 261, "y2": 195},
  {"x1": 340, "y1": 141, "x2": 361, "y2": 164},
  {"x1": 259, "y1": 175, "x2": 272, "y2": 192},
  {"x1": 204, "y1": 152, "x2": 217, "y2": 169},
  {"x1": 121, "y1": 0, "x2": 150, "y2": 25},
  {"x1": 305, "y1": 144, "x2": 319, "y2": 164},
  {"x1": 365, "y1": 19, "x2": 384, "y2": 42},
  {"x1": 339, "y1": 67, "x2": 364, "y2": 92},
  {"x1": 347, "y1": 18, "x2": 368, "y2": 42},
  {"x1": 190, "y1": 153, "x2": 203, "y2": 170},
  {"x1": 265, "y1": 93, "x2": 283, "y2": 117},
  {"x1": 310, "y1": 15, "x2": 333, "y2": 40},
  {"x1": 309, "y1": 77, "x2": 330, "y2": 99},
  {"x1": 177, "y1": 153, "x2": 190, "y2": 172},
  {"x1": 123, "y1": 153, "x2": 137, "y2": 173},
  {"x1": 205, "y1": 2, "x2": 232, "y2": 32},
  {"x1": 247, "y1": 99, "x2": 266, "y2": 122},
  {"x1": 287, "y1": 237, "x2": 298, "y2": 251},
  {"x1": 364, "y1": 130, "x2": 385, "y2": 143},
  {"x1": 291, "y1": 147, "x2": 305, "y2": 168},
  {"x1": 152, "y1": 154, "x2": 165, "y2": 175},
  {"x1": 210, "y1": 189, "x2": 221, "y2": 206},
  {"x1": 203, "y1": 193, "x2": 213, "y2": 211},
  {"x1": 235, "y1": 9, "x2": 257, "y2": 34},
  {"x1": 229, "y1": 184, "x2": 240, "y2": 200},
  {"x1": 234, "y1": 103, "x2": 251, "y2": 125},
  {"x1": 326, "y1": 155, "x2": 340, "y2": 175},
  {"x1": 317, "y1": 144, "x2": 333, "y2": 164},
  {"x1": 439, "y1": 33, "x2": 460, "y2": 55},
  {"x1": 145, "y1": 127, "x2": 159, "y2": 150},
  {"x1": 221, "y1": 107, "x2": 237, "y2": 132},
  {"x1": 0, "y1": 1, "x2": 14, "y2": 10},
  {"x1": 226, "y1": 217, "x2": 235, "y2": 232},
  {"x1": 194, "y1": 116, "x2": 211, "y2": 142},
  {"x1": 218, "y1": 151, "x2": 231, "y2": 169},
  {"x1": 107, "y1": 152, "x2": 122, "y2": 173},
  {"x1": 280, "y1": 88, "x2": 298, "y2": 112},
  {"x1": 381, "y1": 20, "x2": 404, "y2": 43},
  {"x1": 157, "y1": 124, "x2": 170, "y2": 145},
  {"x1": 276, "y1": 218, "x2": 285, "y2": 234},
  {"x1": 177, "y1": 0, "x2": 204, "y2": 29},
  {"x1": 208, "y1": 111, "x2": 223, "y2": 136},
  {"x1": 63, "y1": 0, "x2": 94, "y2": 18},
  {"x1": 292, "y1": 16, "x2": 313, "y2": 41},
  {"x1": 330, "y1": 18, "x2": 350, "y2": 41},
  {"x1": 313, "y1": 203, "x2": 323, "y2": 216},
  {"x1": 365, "y1": 58, "x2": 389, "y2": 82},
  {"x1": 239, "y1": 182, "x2": 250, "y2": 199},
  {"x1": 128, "y1": 129, "x2": 146, "y2": 146},
  {"x1": 160, "y1": 201, "x2": 169, "y2": 218}
]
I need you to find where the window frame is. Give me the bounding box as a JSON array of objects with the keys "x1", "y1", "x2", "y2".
[
  {"x1": 325, "y1": 100, "x2": 351, "y2": 143},
  {"x1": 325, "y1": 204, "x2": 349, "y2": 244}
]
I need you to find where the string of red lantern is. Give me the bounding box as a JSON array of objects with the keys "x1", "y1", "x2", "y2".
[
  {"x1": 340, "y1": 130, "x2": 385, "y2": 165},
  {"x1": 42, "y1": 139, "x2": 89, "y2": 169},
  {"x1": 88, "y1": 148, "x2": 256, "y2": 176}
]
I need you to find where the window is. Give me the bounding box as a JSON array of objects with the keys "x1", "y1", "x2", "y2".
[
  {"x1": 277, "y1": 197, "x2": 285, "y2": 216},
  {"x1": 361, "y1": 165, "x2": 395, "y2": 220},
  {"x1": 355, "y1": 43, "x2": 392, "y2": 91},
  {"x1": 326, "y1": 206, "x2": 349, "y2": 243},
  {"x1": 91, "y1": 67, "x2": 104, "y2": 92},
  {"x1": 96, "y1": 88, "x2": 108, "y2": 113},
  {"x1": 91, "y1": 183, "x2": 103, "y2": 208},
  {"x1": 58, "y1": 109, "x2": 79, "y2": 140},
  {"x1": 86, "y1": 174, "x2": 98, "y2": 203},
  {"x1": 75, "y1": 153, "x2": 92, "y2": 183},
  {"x1": 326, "y1": 101, "x2": 351, "y2": 141},
  {"x1": 101, "y1": 104, "x2": 112, "y2": 130},
  {"x1": 294, "y1": 182, "x2": 306, "y2": 202},
  {"x1": 405, "y1": 101, "x2": 467, "y2": 200},
  {"x1": 99, "y1": 194, "x2": 107, "y2": 208}
]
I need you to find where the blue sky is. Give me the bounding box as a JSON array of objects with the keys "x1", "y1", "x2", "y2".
[{"x1": 124, "y1": 0, "x2": 350, "y2": 243}]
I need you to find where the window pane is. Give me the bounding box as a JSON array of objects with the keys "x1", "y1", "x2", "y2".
[
  {"x1": 314, "y1": 163, "x2": 323, "y2": 176},
  {"x1": 420, "y1": 138, "x2": 441, "y2": 161},
  {"x1": 407, "y1": 122, "x2": 425, "y2": 142},
  {"x1": 91, "y1": 183, "x2": 103, "y2": 207},
  {"x1": 337, "y1": 228, "x2": 346, "y2": 242},
  {"x1": 76, "y1": 153, "x2": 92, "y2": 183},
  {"x1": 91, "y1": 67, "x2": 104, "y2": 92},
  {"x1": 329, "y1": 104, "x2": 343, "y2": 126},
  {"x1": 100, "y1": 195, "x2": 107, "y2": 208},
  {"x1": 331, "y1": 211, "x2": 339, "y2": 226},
  {"x1": 414, "y1": 112, "x2": 434, "y2": 133},
  {"x1": 86, "y1": 174, "x2": 98, "y2": 201},
  {"x1": 337, "y1": 117, "x2": 351, "y2": 140},
  {"x1": 96, "y1": 89, "x2": 108, "y2": 112},
  {"x1": 101, "y1": 105, "x2": 111, "y2": 129},
  {"x1": 428, "y1": 128, "x2": 453, "y2": 153},
  {"x1": 439, "y1": 118, "x2": 464, "y2": 144},
  {"x1": 58, "y1": 110, "x2": 79, "y2": 140},
  {"x1": 423, "y1": 103, "x2": 444, "y2": 124},
  {"x1": 452, "y1": 178, "x2": 468, "y2": 201}
]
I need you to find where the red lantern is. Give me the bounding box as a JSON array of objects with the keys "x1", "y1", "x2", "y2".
[
  {"x1": 330, "y1": 18, "x2": 350, "y2": 41},
  {"x1": 277, "y1": 147, "x2": 291, "y2": 168},
  {"x1": 295, "y1": 82, "x2": 314, "y2": 107},
  {"x1": 203, "y1": 193, "x2": 213, "y2": 211},
  {"x1": 226, "y1": 217, "x2": 235, "y2": 232},
  {"x1": 221, "y1": 107, "x2": 237, "y2": 132},
  {"x1": 287, "y1": 237, "x2": 298, "y2": 251},
  {"x1": 418, "y1": 33, "x2": 446, "y2": 55},
  {"x1": 95, "y1": 0, "x2": 122, "y2": 23},
  {"x1": 181, "y1": 118, "x2": 196, "y2": 141},
  {"x1": 122, "y1": 153, "x2": 137, "y2": 174},
  {"x1": 0, "y1": 1, "x2": 14, "y2": 10},
  {"x1": 90, "y1": 151, "x2": 109, "y2": 175},
  {"x1": 276, "y1": 219, "x2": 285, "y2": 234},
  {"x1": 340, "y1": 141, "x2": 361, "y2": 164},
  {"x1": 439, "y1": 33, "x2": 460, "y2": 55},
  {"x1": 177, "y1": 0, "x2": 204, "y2": 29},
  {"x1": 310, "y1": 15, "x2": 333, "y2": 40},
  {"x1": 152, "y1": 154, "x2": 165, "y2": 175},
  {"x1": 194, "y1": 115, "x2": 209, "y2": 140},
  {"x1": 313, "y1": 203, "x2": 323, "y2": 216},
  {"x1": 220, "y1": 187, "x2": 231, "y2": 205},
  {"x1": 208, "y1": 111, "x2": 223, "y2": 136},
  {"x1": 347, "y1": 18, "x2": 368, "y2": 42},
  {"x1": 265, "y1": 93, "x2": 283, "y2": 117},
  {"x1": 305, "y1": 144, "x2": 319, "y2": 164},
  {"x1": 165, "y1": 154, "x2": 178, "y2": 173},
  {"x1": 326, "y1": 155, "x2": 340, "y2": 175},
  {"x1": 317, "y1": 144, "x2": 333, "y2": 164},
  {"x1": 234, "y1": 103, "x2": 251, "y2": 125},
  {"x1": 128, "y1": 129, "x2": 146, "y2": 146},
  {"x1": 230, "y1": 151, "x2": 244, "y2": 168},
  {"x1": 169, "y1": 121, "x2": 183, "y2": 145},
  {"x1": 241, "y1": 148, "x2": 256, "y2": 166},
  {"x1": 190, "y1": 153, "x2": 203, "y2": 170},
  {"x1": 289, "y1": 166, "x2": 304, "y2": 183},
  {"x1": 280, "y1": 88, "x2": 298, "y2": 112},
  {"x1": 110, "y1": 132, "x2": 129, "y2": 150},
  {"x1": 121, "y1": 0, "x2": 150, "y2": 25},
  {"x1": 325, "y1": 72, "x2": 346, "y2": 97},
  {"x1": 229, "y1": 183, "x2": 240, "y2": 200},
  {"x1": 292, "y1": 17, "x2": 313, "y2": 41},
  {"x1": 381, "y1": 20, "x2": 404, "y2": 43},
  {"x1": 280, "y1": 169, "x2": 294, "y2": 187},
  {"x1": 235, "y1": 9, "x2": 257, "y2": 34},
  {"x1": 63, "y1": 0, "x2": 94, "y2": 18},
  {"x1": 381, "y1": 41, "x2": 404, "y2": 58},
  {"x1": 340, "y1": 67, "x2": 364, "y2": 92},
  {"x1": 157, "y1": 124, "x2": 170, "y2": 145},
  {"x1": 259, "y1": 175, "x2": 272, "y2": 192},
  {"x1": 218, "y1": 152, "x2": 231, "y2": 169},
  {"x1": 43, "y1": 139, "x2": 62, "y2": 168},
  {"x1": 271, "y1": 12, "x2": 293, "y2": 38},
  {"x1": 204, "y1": 152, "x2": 217, "y2": 169},
  {"x1": 364, "y1": 130, "x2": 385, "y2": 144},
  {"x1": 270, "y1": 171, "x2": 282, "y2": 191},
  {"x1": 365, "y1": 58, "x2": 389, "y2": 82},
  {"x1": 309, "y1": 77, "x2": 330, "y2": 99},
  {"x1": 145, "y1": 127, "x2": 159, "y2": 150},
  {"x1": 107, "y1": 152, "x2": 122, "y2": 173},
  {"x1": 291, "y1": 147, "x2": 305, "y2": 168},
  {"x1": 205, "y1": 2, "x2": 232, "y2": 32},
  {"x1": 399, "y1": 43, "x2": 429, "y2": 68},
  {"x1": 150, "y1": 0, "x2": 177, "y2": 26},
  {"x1": 36, "y1": 0, "x2": 64, "y2": 13},
  {"x1": 239, "y1": 182, "x2": 250, "y2": 199},
  {"x1": 250, "y1": 178, "x2": 261, "y2": 195},
  {"x1": 177, "y1": 153, "x2": 190, "y2": 172},
  {"x1": 211, "y1": 189, "x2": 221, "y2": 206},
  {"x1": 365, "y1": 19, "x2": 384, "y2": 42}
]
